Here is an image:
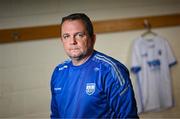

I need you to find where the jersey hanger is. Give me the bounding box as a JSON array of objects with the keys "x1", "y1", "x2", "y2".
[{"x1": 141, "y1": 19, "x2": 157, "y2": 39}]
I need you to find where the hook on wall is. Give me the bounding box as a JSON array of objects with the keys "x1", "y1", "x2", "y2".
[
  {"x1": 12, "y1": 32, "x2": 20, "y2": 41},
  {"x1": 143, "y1": 19, "x2": 152, "y2": 30},
  {"x1": 141, "y1": 19, "x2": 157, "y2": 37}
]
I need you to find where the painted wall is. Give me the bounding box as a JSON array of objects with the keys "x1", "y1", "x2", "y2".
[{"x1": 0, "y1": 0, "x2": 180, "y2": 118}]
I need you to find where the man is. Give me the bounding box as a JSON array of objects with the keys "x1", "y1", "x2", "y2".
[{"x1": 50, "y1": 13, "x2": 138, "y2": 118}]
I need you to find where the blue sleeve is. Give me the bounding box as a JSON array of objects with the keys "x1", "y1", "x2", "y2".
[
  {"x1": 131, "y1": 66, "x2": 141, "y2": 74},
  {"x1": 50, "y1": 67, "x2": 60, "y2": 118},
  {"x1": 105, "y1": 64, "x2": 139, "y2": 118}
]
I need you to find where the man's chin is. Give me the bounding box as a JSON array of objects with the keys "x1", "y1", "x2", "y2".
[
  {"x1": 69, "y1": 55, "x2": 81, "y2": 59},
  {"x1": 69, "y1": 54, "x2": 85, "y2": 60}
]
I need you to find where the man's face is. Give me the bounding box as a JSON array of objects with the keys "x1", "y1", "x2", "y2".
[{"x1": 61, "y1": 19, "x2": 95, "y2": 61}]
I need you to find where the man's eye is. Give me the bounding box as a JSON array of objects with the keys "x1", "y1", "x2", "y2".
[
  {"x1": 75, "y1": 33, "x2": 85, "y2": 39},
  {"x1": 77, "y1": 33, "x2": 84, "y2": 37},
  {"x1": 63, "y1": 35, "x2": 69, "y2": 39}
]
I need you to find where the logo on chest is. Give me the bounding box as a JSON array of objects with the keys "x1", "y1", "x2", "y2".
[{"x1": 86, "y1": 83, "x2": 96, "y2": 95}]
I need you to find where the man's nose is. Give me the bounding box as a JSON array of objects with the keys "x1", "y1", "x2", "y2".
[{"x1": 69, "y1": 36, "x2": 77, "y2": 44}]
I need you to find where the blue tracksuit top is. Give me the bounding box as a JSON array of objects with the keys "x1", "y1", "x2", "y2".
[{"x1": 50, "y1": 50, "x2": 138, "y2": 118}]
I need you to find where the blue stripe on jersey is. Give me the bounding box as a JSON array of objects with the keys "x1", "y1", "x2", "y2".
[
  {"x1": 94, "y1": 54, "x2": 125, "y2": 86},
  {"x1": 169, "y1": 61, "x2": 177, "y2": 67}
]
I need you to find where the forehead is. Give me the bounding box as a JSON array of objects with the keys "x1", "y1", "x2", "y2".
[{"x1": 61, "y1": 19, "x2": 86, "y2": 32}]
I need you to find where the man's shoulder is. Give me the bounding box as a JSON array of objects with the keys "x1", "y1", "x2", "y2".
[
  {"x1": 94, "y1": 51, "x2": 129, "y2": 86},
  {"x1": 54, "y1": 59, "x2": 71, "y2": 71},
  {"x1": 51, "y1": 59, "x2": 71, "y2": 80},
  {"x1": 93, "y1": 51, "x2": 127, "y2": 70}
]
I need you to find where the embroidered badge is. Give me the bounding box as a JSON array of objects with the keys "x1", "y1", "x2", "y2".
[{"x1": 86, "y1": 83, "x2": 95, "y2": 95}]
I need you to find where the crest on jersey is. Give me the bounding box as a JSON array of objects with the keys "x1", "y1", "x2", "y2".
[{"x1": 86, "y1": 83, "x2": 95, "y2": 95}]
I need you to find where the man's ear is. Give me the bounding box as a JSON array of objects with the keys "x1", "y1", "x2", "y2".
[{"x1": 92, "y1": 34, "x2": 96, "y2": 45}]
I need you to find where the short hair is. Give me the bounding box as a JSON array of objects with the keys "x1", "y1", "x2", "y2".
[{"x1": 61, "y1": 13, "x2": 94, "y2": 38}]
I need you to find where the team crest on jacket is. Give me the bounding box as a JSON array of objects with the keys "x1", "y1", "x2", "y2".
[{"x1": 86, "y1": 83, "x2": 95, "y2": 95}]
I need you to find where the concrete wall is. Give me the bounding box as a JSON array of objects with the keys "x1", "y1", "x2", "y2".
[{"x1": 0, "y1": 0, "x2": 180, "y2": 118}]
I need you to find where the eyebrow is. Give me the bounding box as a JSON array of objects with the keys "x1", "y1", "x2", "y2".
[
  {"x1": 62, "y1": 31, "x2": 85, "y2": 36},
  {"x1": 62, "y1": 33, "x2": 69, "y2": 36}
]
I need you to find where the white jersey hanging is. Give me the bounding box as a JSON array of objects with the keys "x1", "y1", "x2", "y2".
[{"x1": 131, "y1": 35, "x2": 177, "y2": 113}]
